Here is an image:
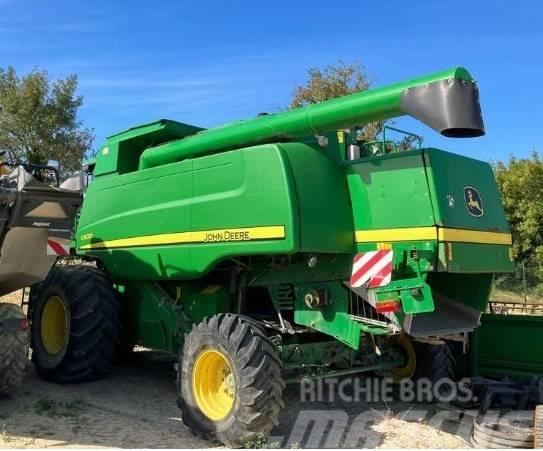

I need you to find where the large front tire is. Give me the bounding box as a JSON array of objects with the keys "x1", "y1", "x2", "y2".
[
  {"x1": 0, "y1": 303, "x2": 28, "y2": 396},
  {"x1": 178, "y1": 314, "x2": 285, "y2": 447},
  {"x1": 29, "y1": 265, "x2": 120, "y2": 383}
]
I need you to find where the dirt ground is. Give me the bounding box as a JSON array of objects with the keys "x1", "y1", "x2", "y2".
[
  {"x1": 1, "y1": 293, "x2": 473, "y2": 448},
  {"x1": 0, "y1": 350, "x2": 474, "y2": 449}
]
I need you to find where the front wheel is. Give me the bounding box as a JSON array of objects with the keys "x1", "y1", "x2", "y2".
[
  {"x1": 29, "y1": 265, "x2": 121, "y2": 383},
  {"x1": 178, "y1": 313, "x2": 285, "y2": 447}
]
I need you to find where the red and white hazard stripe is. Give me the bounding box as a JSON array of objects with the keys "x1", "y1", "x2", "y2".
[
  {"x1": 350, "y1": 250, "x2": 393, "y2": 288},
  {"x1": 47, "y1": 238, "x2": 70, "y2": 256}
]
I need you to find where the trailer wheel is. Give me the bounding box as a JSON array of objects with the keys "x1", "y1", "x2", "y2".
[
  {"x1": 0, "y1": 303, "x2": 28, "y2": 396},
  {"x1": 29, "y1": 265, "x2": 120, "y2": 383},
  {"x1": 178, "y1": 313, "x2": 285, "y2": 447}
]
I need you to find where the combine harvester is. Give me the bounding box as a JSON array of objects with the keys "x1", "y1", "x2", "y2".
[
  {"x1": 28, "y1": 67, "x2": 513, "y2": 446},
  {"x1": 0, "y1": 163, "x2": 81, "y2": 395}
]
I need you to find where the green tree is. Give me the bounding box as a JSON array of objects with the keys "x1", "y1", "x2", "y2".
[
  {"x1": 0, "y1": 66, "x2": 93, "y2": 172},
  {"x1": 290, "y1": 61, "x2": 381, "y2": 141},
  {"x1": 289, "y1": 61, "x2": 418, "y2": 150},
  {"x1": 494, "y1": 152, "x2": 543, "y2": 288}
]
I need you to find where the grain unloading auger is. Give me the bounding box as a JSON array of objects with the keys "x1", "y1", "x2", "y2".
[
  {"x1": 28, "y1": 67, "x2": 513, "y2": 446},
  {"x1": 138, "y1": 66, "x2": 484, "y2": 169}
]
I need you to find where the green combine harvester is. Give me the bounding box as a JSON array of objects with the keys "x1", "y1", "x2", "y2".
[{"x1": 28, "y1": 66, "x2": 513, "y2": 446}]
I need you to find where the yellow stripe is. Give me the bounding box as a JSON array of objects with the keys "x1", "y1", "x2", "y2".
[
  {"x1": 80, "y1": 225, "x2": 285, "y2": 250},
  {"x1": 356, "y1": 227, "x2": 512, "y2": 245},
  {"x1": 437, "y1": 228, "x2": 512, "y2": 245},
  {"x1": 355, "y1": 227, "x2": 437, "y2": 242}
]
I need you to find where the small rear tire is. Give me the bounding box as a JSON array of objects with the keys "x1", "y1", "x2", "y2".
[
  {"x1": 413, "y1": 340, "x2": 456, "y2": 400},
  {"x1": 29, "y1": 265, "x2": 120, "y2": 383},
  {"x1": 0, "y1": 303, "x2": 28, "y2": 396},
  {"x1": 413, "y1": 340, "x2": 456, "y2": 382},
  {"x1": 178, "y1": 313, "x2": 285, "y2": 447}
]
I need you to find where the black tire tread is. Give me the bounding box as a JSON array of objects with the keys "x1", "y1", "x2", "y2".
[
  {"x1": 413, "y1": 340, "x2": 456, "y2": 381},
  {"x1": 29, "y1": 265, "x2": 120, "y2": 383},
  {"x1": 0, "y1": 303, "x2": 28, "y2": 396},
  {"x1": 179, "y1": 313, "x2": 284, "y2": 447}
]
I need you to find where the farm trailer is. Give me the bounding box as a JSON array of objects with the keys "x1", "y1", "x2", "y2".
[{"x1": 28, "y1": 66, "x2": 513, "y2": 446}]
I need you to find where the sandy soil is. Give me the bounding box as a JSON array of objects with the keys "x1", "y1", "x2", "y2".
[
  {"x1": 1, "y1": 293, "x2": 472, "y2": 448},
  {"x1": 0, "y1": 350, "x2": 473, "y2": 449}
]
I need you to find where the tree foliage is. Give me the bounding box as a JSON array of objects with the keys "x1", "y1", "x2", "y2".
[
  {"x1": 289, "y1": 61, "x2": 418, "y2": 151},
  {"x1": 494, "y1": 152, "x2": 543, "y2": 288},
  {"x1": 289, "y1": 61, "x2": 382, "y2": 141},
  {"x1": 0, "y1": 66, "x2": 93, "y2": 172}
]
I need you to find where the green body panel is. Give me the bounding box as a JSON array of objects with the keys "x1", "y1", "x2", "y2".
[
  {"x1": 348, "y1": 148, "x2": 513, "y2": 274},
  {"x1": 78, "y1": 140, "x2": 358, "y2": 277},
  {"x1": 121, "y1": 282, "x2": 188, "y2": 352},
  {"x1": 424, "y1": 149, "x2": 509, "y2": 231},
  {"x1": 471, "y1": 313, "x2": 543, "y2": 377},
  {"x1": 427, "y1": 272, "x2": 493, "y2": 311},
  {"x1": 282, "y1": 139, "x2": 354, "y2": 253},
  {"x1": 439, "y1": 242, "x2": 513, "y2": 273},
  {"x1": 78, "y1": 145, "x2": 299, "y2": 278},
  {"x1": 347, "y1": 150, "x2": 435, "y2": 229}
]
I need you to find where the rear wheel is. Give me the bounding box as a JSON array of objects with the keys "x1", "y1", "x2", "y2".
[
  {"x1": 0, "y1": 303, "x2": 28, "y2": 396},
  {"x1": 389, "y1": 334, "x2": 417, "y2": 382},
  {"x1": 178, "y1": 313, "x2": 285, "y2": 447},
  {"x1": 413, "y1": 340, "x2": 456, "y2": 382},
  {"x1": 29, "y1": 265, "x2": 120, "y2": 382},
  {"x1": 413, "y1": 340, "x2": 456, "y2": 400}
]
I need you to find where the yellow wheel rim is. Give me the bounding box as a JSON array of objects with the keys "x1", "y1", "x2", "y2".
[
  {"x1": 192, "y1": 349, "x2": 236, "y2": 421},
  {"x1": 41, "y1": 295, "x2": 68, "y2": 355},
  {"x1": 390, "y1": 334, "x2": 416, "y2": 381}
]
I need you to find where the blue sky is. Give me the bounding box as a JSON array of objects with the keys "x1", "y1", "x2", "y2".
[{"x1": 0, "y1": 0, "x2": 541, "y2": 162}]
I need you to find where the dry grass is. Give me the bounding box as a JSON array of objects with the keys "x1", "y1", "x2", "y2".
[
  {"x1": 0, "y1": 290, "x2": 23, "y2": 305},
  {"x1": 372, "y1": 409, "x2": 469, "y2": 449},
  {"x1": 491, "y1": 287, "x2": 543, "y2": 304}
]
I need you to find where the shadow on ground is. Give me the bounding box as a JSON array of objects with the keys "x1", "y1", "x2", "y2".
[{"x1": 0, "y1": 350, "x2": 472, "y2": 448}]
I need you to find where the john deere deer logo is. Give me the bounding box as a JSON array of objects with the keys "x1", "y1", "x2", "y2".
[{"x1": 463, "y1": 186, "x2": 484, "y2": 217}]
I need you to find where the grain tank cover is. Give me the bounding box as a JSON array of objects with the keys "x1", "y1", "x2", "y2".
[
  {"x1": 94, "y1": 119, "x2": 205, "y2": 176},
  {"x1": 107, "y1": 119, "x2": 204, "y2": 145}
]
